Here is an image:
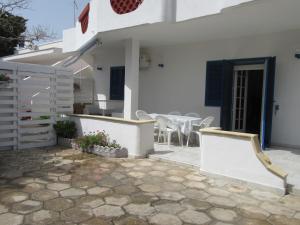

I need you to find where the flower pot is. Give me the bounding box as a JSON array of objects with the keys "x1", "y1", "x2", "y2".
[
  {"x1": 90, "y1": 145, "x2": 128, "y2": 158},
  {"x1": 0, "y1": 81, "x2": 10, "y2": 88},
  {"x1": 57, "y1": 137, "x2": 76, "y2": 148}
]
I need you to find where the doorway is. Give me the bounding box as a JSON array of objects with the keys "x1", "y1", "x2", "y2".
[{"x1": 232, "y1": 65, "x2": 264, "y2": 135}]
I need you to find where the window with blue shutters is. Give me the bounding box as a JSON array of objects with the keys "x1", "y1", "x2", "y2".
[
  {"x1": 110, "y1": 66, "x2": 125, "y2": 100},
  {"x1": 205, "y1": 61, "x2": 224, "y2": 107}
]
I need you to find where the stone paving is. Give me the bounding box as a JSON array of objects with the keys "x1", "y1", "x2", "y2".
[{"x1": 0, "y1": 147, "x2": 300, "y2": 225}]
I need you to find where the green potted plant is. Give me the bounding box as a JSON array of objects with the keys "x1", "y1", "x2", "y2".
[
  {"x1": 0, "y1": 73, "x2": 11, "y2": 88},
  {"x1": 75, "y1": 131, "x2": 127, "y2": 158},
  {"x1": 54, "y1": 120, "x2": 77, "y2": 148}
]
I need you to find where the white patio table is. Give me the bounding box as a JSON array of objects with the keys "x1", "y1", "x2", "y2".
[{"x1": 149, "y1": 113, "x2": 202, "y2": 135}]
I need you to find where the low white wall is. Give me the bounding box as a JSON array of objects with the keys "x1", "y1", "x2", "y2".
[
  {"x1": 200, "y1": 129, "x2": 287, "y2": 193},
  {"x1": 70, "y1": 115, "x2": 154, "y2": 158}
]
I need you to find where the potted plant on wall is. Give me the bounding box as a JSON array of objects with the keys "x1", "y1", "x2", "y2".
[
  {"x1": 54, "y1": 120, "x2": 77, "y2": 148},
  {"x1": 75, "y1": 131, "x2": 128, "y2": 158},
  {"x1": 0, "y1": 73, "x2": 11, "y2": 88}
]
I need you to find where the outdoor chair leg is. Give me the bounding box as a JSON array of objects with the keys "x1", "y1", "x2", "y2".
[
  {"x1": 186, "y1": 133, "x2": 191, "y2": 147},
  {"x1": 168, "y1": 132, "x2": 171, "y2": 148}
]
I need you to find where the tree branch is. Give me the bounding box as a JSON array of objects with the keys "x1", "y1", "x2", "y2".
[{"x1": 0, "y1": 0, "x2": 30, "y2": 12}]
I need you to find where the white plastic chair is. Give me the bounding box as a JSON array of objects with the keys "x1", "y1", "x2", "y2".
[
  {"x1": 136, "y1": 110, "x2": 152, "y2": 120},
  {"x1": 185, "y1": 112, "x2": 200, "y2": 118},
  {"x1": 168, "y1": 111, "x2": 181, "y2": 116},
  {"x1": 186, "y1": 116, "x2": 214, "y2": 147},
  {"x1": 156, "y1": 116, "x2": 182, "y2": 147}
]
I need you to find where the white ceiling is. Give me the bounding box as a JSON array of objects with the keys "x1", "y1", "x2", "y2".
[{"x1": 97, "y1": 0, "x2": 300, "y2": 48}]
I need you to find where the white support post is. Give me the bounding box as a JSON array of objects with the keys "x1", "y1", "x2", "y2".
[{"x1": 124, "y1": 39, "x2": 140, "y2": 120}]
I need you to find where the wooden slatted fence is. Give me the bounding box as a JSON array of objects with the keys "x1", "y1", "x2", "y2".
[{"x1": 0, "y1": 61, "x2": 73, "y2": 150}]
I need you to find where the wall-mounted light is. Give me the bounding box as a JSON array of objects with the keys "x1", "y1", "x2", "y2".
[
  {"x1": 158, "y1": 64, "x2": 164, "y2": 68},
  {"x1": 295, "y1": 53, "x2": 300, "y2": 59}
]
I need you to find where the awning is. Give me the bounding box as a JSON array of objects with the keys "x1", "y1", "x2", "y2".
[
  {"x1": 110, "y1": 0, "x2": 144, "y2": 15},
  {"x1": 79, "y1": 3, "x2": 90, "y2": 34}
]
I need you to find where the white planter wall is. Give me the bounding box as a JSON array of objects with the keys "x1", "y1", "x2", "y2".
[{"x1": 70, "y1": 115, "x2": 154, "y2": 158}]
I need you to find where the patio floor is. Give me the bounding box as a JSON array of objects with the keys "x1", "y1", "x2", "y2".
[{"x1": 0, "y1": 147, "x2": 300, "y2": 225}]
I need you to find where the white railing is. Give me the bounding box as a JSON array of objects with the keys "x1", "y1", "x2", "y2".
[{"x1": 0, "y1": 61, "x2": 73, "y2": 151}]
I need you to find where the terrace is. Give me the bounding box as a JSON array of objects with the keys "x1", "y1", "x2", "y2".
[{"x1": 0, "y1": 147, "x2": 300, "y2": 225}]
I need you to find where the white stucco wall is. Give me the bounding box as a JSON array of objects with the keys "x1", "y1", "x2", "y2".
[
  {"x1": 71, "y1": 115, "x2": 154, "y2": 158},
  {"x1": 139, "y1": 30, "x2": 300, "y2": 148},
  {"x1": 176, "y1": 0, "x2": 254, "y2": 22}
]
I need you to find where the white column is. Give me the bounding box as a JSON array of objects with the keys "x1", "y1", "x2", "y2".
[{"x1": 124, "y1": 39, "x2": 140, "y2": 120}]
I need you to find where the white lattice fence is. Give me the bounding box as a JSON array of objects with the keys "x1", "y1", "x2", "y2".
[{"x1": 0, "y1": 61, "x2": 73, "y2": 150}]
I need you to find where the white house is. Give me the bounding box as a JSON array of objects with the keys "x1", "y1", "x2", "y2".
[
  {"x1": 59, "y1": 0, "x2": 300, "y2": 150},
  {"x1": 3, "y1": 0, "x2": 300, "y2": 192}
]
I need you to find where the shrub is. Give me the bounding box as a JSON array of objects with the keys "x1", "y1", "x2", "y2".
[
  {"x1": 54, "y1": 120, "x2": 77, "y2": 139},
  {"x1": 0, "y1": 73, "x2": 10, "y2": 81},
  {"x1": 75, "y1": 131, "x2": 121, "y2": 150}
]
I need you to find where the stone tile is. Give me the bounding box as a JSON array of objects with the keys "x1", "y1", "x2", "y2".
[
  {"x1": 25, "y1": 210, "x2": 59, "y2": 225},
  {"x1": 114, "y1": 185, "x2": 139, "y2": 195},
  {"x1": 44, "y1": 198, "x2": 73, "y2": 211},
  {"x1": 230, "y1": 193, "x2": 260, "y2": 205},
  {"x1": 184, "y1": 181, "x2": 206, "y2": 189},
  {"x1": 137, "y1": 161, "x2": 153, "y2": 167},
  {"x1": 0, "y1": 213, "x2": 23, "y2": 225},
  {"x1": 180, "y1": 199, "x2": 212, "y2": 210},
  {"x1": 22, "y1": 183, "x2": 45, "y2": 193},
  {"x1": 87, "y1": 187, "x2": 109, "y2": 195},
  {"x1": 186, "y1": 174, "x2": 206, "y2": 182},
  {"x1": 60, "y1": 188, "x2": 86, "y2": 198},
  {"x1": 154, "y1": 202, "x2": 185, "y2": 214},
  {"x1": 168, "y1": 169, "x2": 189, "y2": 176},
  {"x1": 58, "y1": 175, "x2": 72, "y2": 182},
  {"x1": 139, "y1": 184, "x2": 161, "y2": 193},
  {"x1": 238, "y1": 218, "x2": 272, "y2": 225},
  {"x1": 120, "y1": 162, "x2": 136, "y2": 168},
  {"x1": 149, "y1": 171, "x2": 166, "y2": 177},
  {"x1": 214, "y1": 222, "x2": 235, "y2": 225},
  {"x1": 238, "y1": 204, "x2": 270, "y2": 220},
  {"x1": 161, "y1": 182, "x2": 185, "y2": 192},
  {"x1": 261, "y1": 202, "x2": 295, "y2": 217},
  {"x1": 210, "y1": 208, "x2": 238, "y2": 222},
  {"x1": 179, "y1": 210, "x2": 211, "y2": 225},
  {"x1": 76, "y1": 196, "x2": 104, "y2": 209},
  {"x1": 32, "y1": 190, "x2": 59, "y2": 201},
  {"x1": 105, "y1": 195, "x2": 130, "y2": 206},
  {"x1": 72, "y1": 180, "x2": 96, "y2": 189},
  {"x1": 130, "y1": 193, "x2": 159, "y2": 204},
  {"x1": 124, "y1": 203, "x2": 156, "y2": 217},
  {"x1": 0, "y1": 203, "x2": 9, "y2": 214},
  {"x1": 167, "y1": 176, "x2": 185, "y2": 182},
  {"x1": 268, "y1": 215, "x2": 300, "y2": 225},
  {"x1": 128, "y1": 171, "x2": 145, "y2": 179},
  {"x1": 280, "y1": 195, "x2": 300, "y2": 211},
  {"x1": 227, "y1": 183, "x2": 248, "y2": 193},
  {"x1": 295, "y1": 212, "x2": 300, "y2": 219},
  {"x1": 12, "y1": 200, "x2": 42, "y2": 214},
  {"x1": 97, "y1": 176, "x2": 121, "y2": 187},
  {"x1": 207, "y1": 188, "x2": 231, "y2": 197},
  {"x1": 93, "y1": 205, "x2": 125, "y2": 217},
  {"x1": 1, "y1": 191, "x2": 28, "y2": 204},
  {"x1": 47, "y1": 183, "x2": 70, "y2": 191},
  {"x1": 81, "y1": 217, "x2": 113, "y2": 225},
  {"x1": 149, "y1": 213, "x2": 182, "y2": 225},
  {"x1": 114, "y1": 216, "x2": 148, "y2": 225},
  {"x1": 157, "y1": 192, "x2": 186, "y2": 201},
  {"x1": 61, "y1": 207, "x2": 93, "y2": 223},
  {"x1": 250, "y1": 190, "x2": 280, "y2": 201},
  {"x1": 181, "y1": 189, "x2": 209, "y2": 201},
  {"x1": 207, "y1": 196, "x2": 237, "y2": 208}
]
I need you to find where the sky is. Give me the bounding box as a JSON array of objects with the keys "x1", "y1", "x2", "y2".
[{"x1": 16, "y1": 0, "x2": 90, "y2": 40}]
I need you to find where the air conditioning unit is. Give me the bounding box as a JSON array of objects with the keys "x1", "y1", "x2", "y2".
[{"x1": 139, "y1": 53, "x2": 151, "y2": 69}]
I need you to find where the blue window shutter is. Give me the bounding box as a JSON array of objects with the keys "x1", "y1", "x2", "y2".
[
  {"x1": 110, "y1": 66, "x2": 125, "y2": 100},
  {"x1": 205, "y1": 61, "x2": 223, "y2": 107}
]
